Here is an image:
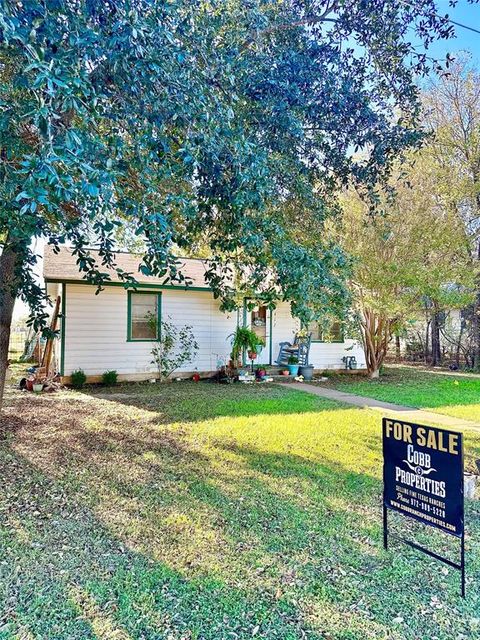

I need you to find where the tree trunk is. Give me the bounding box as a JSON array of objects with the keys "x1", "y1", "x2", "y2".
[
  {"x1": 425, "y1": 319, "x2": 431, "y2": 364},
  {"x1": 359, "y1": 309, "x2": 393, "y2": 378},
  {"x1": 473, "y1": 240, "x2": 480, "y2": 370},
  {"x1": 395, "y1": 335, "x2": 401, "y2": 361},
  {"x1": 431, "y1": 306, "x2": 442, "y2": 367},
  {"x1": 455, "y1": 322, "x2": 464, "y2": 369},
  {"x1": 0, "y1": 242, "x2": 21, "y2": 408}
]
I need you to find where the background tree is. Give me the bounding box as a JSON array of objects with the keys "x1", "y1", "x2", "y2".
[
  {"x1": 0, "y1": 0, "x2": 474, "y2": 403},
  {"x1": 423, "y1": 58, "x2": 480, "y2": 367},
  {"x1": 339, "y1": 153, "x2": 474, "y2": 378}
]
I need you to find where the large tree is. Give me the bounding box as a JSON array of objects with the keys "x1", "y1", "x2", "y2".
[{"x1": 0, "y1": 0, "x2": 474, "y2": 402}]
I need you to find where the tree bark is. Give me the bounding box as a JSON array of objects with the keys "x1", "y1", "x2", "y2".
[
  {"x1": 431, "y1": 305, "x2": 442, "y2": 367},
  {"x1": 473, "y1": 240, "x2": 480, "y2": 370},
  {"x1": 0, "y1": 241, "x2": 21, "y2": 408},
  {"x1": 425, "y1": 319, "x2": 430, "y2": 364},
  {"x1": 395, "y1": 335, "x2": 401, "y2": 361},
  {"x1": 359, "y1": 309, "x2": 393, "y2": 378}
]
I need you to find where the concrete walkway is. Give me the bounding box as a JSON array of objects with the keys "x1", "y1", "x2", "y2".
[{"x1": 278, "y1": 382, "x2": 480, "y2": 432}]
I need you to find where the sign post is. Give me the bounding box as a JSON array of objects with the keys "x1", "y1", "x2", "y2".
[{"x1": 382, "y1": 418, "x2": 465, "y2": 596}]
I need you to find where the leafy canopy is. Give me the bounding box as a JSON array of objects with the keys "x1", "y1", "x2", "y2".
[{"x1": 1, "y1": 0, "x2": 474, "y2": 323}]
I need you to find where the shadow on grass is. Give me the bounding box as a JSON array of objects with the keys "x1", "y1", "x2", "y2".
[
  {"x1": 2, "y1": 383, "x2": 479, "y2": 639},
  {"x1": 79, "y1": 380, "x2": 351, "y2": 424},
  {"x1": 0, "y1": 427, "x2": 394, "y2": 640}
]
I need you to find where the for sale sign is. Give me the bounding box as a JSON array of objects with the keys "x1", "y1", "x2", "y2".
[{"x1": 383, "y1": 418, "x2": 464, "y2": 537}]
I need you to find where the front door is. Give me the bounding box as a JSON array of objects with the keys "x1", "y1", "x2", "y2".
[{"x1": 244, "y1": 302, "x2": 271, "y2": 364}]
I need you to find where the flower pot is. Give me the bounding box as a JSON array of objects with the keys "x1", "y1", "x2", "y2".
[
  {"x1": 281, "y1": 370, "x2": 290, "y2": 376},
  {"x1": 298, "y1": 365, "x2": 314, "y2": 381},
  {"x1": 32, "y1": 383, "x2": 43, "y2": 393},
  {"x1": 287, "y1": 364, "x2": 299, "y2": 376}
]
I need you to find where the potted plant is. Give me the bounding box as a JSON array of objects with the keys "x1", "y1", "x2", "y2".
[
  {"x1": 287, "y1": 355, "x2": 299, "y2": 376},
  {"x1": 298, "y1": 364, "x2": 314, "y2": 381},
  {"x1": 281, "y1": 369, "x2": 290, "y2": 376},
  {"x1": 32, "y1": 375, "x2": 44, "y2": 393},
  {"x1": 229, "y1": 327, "x2": 265, "y2": 366},
  {"x1": 256, "y1": 365, "x2": 267, "y2": 379}
]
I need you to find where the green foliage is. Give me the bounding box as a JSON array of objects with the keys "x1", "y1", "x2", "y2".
[
  {"x1": 151, "y1": 318, "x2": 198, "y2": 381},
  {"x1": 287, "y1": 355, "x2": 299, "y2": 365},
  {"x1": 70, "y1": 369, "x2": 86, "y2": 389},
  {"x1": 102, "y1": 370, "x2": 118, "y2": 386},
  {"x1": 0, "y1": 0, "x2": 463, "y2": 333},
  {"x1": 337, "y1": 152, "x2": 476, "y2": 375}
]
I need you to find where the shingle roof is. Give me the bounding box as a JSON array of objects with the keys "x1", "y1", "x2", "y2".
[{"x1": 43, "y1": 245, "x2": 212, "y2": 289}]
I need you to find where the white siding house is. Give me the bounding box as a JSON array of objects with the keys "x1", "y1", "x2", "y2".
[{"x1": 44, "y1": 246, "x2": 365, "y2": 381}]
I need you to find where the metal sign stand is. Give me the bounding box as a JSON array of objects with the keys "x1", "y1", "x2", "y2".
[
  {"x1": 382, "y1": 418, "x2": 465, "y2": 598},
  {"x1": 383, "y1": 504, "x2": 466, "y2": 597}
]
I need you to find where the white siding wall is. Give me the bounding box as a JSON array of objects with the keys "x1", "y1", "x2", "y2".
[
  {"x1": 271, "y1": 301, "x2": 366, "y2": 370},
  {"x1": 62, "y1": 285, "x2": 365, "y2": 377},
  {"x1": 271, "y1": 302, "x2": 300, "y2": 361},
  {"x1": 63, "y1": 284, "x2": 237, "y2": 376}
]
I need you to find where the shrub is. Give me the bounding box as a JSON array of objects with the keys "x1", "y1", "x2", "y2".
[
  {"x1": 102, "y1": 370, "x2": 118, "y2": 386},
  {"x1": 71, "y1": 369, "x2": 87, "y2": 388},
  {"x1": 151, "y1": 318, "x2": 199, "y2": 381}
]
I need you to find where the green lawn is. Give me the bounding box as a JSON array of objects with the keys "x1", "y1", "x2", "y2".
[
  {"x1": 1, "y1": 380, "x2": 480, "y2": 639},
  {"x1": 323, "y1": 366, "x2": 480, "y2": 422}
]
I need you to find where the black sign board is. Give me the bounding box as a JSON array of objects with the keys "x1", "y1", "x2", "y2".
[{"x1": 382, "y1": 418, "x2": 465, "y2": 596}]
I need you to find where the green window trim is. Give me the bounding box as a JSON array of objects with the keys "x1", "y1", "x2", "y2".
[{"x1": 127, "y1": 290, "x2": 162, "y2": 342}]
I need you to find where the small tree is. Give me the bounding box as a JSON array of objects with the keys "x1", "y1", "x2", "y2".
[
  {"x1": 151, "y1": 318, "x2": 198, "y2": 382},
  {"x1": 339, "y1": 152, "x2": 474, "y2": 378}
]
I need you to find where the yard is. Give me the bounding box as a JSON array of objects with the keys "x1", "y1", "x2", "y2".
[
  {"x1": 1, "y1": 379, "x2": 480, "y2": 639},
  {"x1": 321, "y1": 366, "x2": 480, "y2": 422}
]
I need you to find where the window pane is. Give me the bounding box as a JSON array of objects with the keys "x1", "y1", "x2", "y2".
[
  {"x1": 329, "y1": 321, "x2": 343, "y2": 342},
  {"x1": 131, "y1": 293, "x2": 157, "y2": 339},
  {"x1": 308, "y1": 319, "x2": 343, "y2": 342},
  {"x1": 307, "y1": 321, "x2": 322, "y2": 341}
]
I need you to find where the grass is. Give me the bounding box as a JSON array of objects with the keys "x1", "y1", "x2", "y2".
[
  {"x1": 1, "y1": 377, "x2": 480, "y2": 639},
  {"x1": 322, "y1": 366, "x2": 480, "y2": 422}
]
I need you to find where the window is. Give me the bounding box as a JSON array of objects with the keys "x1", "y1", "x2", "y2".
[
  {"x1": 127, "y1": 291, "x2": 161, "y2": 341},
  {"x1": 308, "y1": 319, "x2": 344, "y2": 343}
]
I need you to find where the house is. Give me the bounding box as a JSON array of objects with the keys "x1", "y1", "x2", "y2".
[{"x1": 43, "y1": 246, "x2": 365, "y2": 382}]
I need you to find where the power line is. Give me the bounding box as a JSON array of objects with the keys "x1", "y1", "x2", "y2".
[
  {"x1": 449, "y1": 19, "x2": 480, "y2": 36},
  {"x1": 397, "y1": 0, "x2": 480, "y2": 37}
]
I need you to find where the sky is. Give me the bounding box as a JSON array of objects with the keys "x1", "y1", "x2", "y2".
[
  {"x1": 11, "y1": 0, "x2": 480, "y2": 321},
  {"x1": 422, "y1": 0, "x2": 480, "y2": 64}
]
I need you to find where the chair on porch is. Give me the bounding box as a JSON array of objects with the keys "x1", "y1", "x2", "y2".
[{"x1": 275, "y1": 332, "x2": 312, "y2": 366}]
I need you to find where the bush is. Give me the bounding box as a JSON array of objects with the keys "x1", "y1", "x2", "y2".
[
  {"x1": 151, "y1": 318, "x2": 199, "y2": 381},
  {"x1": 102, "y1": 370, "x2": 118, "y2": 386},
  {"x1": 71, "y1": 369, "x2": 87, "y2": 389}
]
